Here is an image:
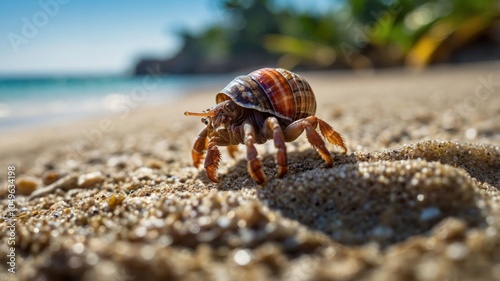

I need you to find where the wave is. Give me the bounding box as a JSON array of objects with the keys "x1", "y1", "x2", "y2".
[{"x1": 0, "y1": 74, "x2": 229, "y2": 129}]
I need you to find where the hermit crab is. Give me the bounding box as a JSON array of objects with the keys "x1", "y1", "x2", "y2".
[{"x1": 184, "y1": 68, "x2": 347, "y2": 184}]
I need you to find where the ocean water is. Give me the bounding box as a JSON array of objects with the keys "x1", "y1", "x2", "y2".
[{"x1": 0, "y1": 74, "x2": 230, "y2": 130}]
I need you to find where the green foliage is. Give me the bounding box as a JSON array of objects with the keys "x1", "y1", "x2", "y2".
[{"x1": 177, "y1": 0, "x2": 500, "y2": 69}]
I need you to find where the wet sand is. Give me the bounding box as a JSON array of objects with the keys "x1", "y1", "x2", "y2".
[{"x1": 1, "y1": 62, "x2": 499, "y2": 281}]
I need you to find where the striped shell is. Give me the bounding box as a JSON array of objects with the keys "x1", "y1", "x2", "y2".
[{"x1": 216, "y1": 68, "x2": 317, "y2": 122}]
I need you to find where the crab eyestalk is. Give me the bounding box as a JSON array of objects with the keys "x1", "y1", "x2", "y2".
[{"x1": 184, "y1": 110, "x2": 215, "y2": 117}]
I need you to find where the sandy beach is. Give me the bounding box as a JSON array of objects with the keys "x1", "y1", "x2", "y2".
[{"x1": 1, "y1": 62, "x2": 499, "y2": 280}]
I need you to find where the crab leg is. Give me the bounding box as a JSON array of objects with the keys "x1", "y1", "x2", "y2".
[
  {"x1": 204, "y1": 136, "x2": 221, "y2": 183},
  {"x1": 283, "y1": 116, "x2": 343, "y2": 167},
  {"x1": 191, "y1": 127, "x2": 208, "y2": 168},
  {"x1": 243, "y1": 123, "x2": 267, "y2": 184},
  {"x1": 304, "y1": 123, "x2": 333, "y2": 167},
  {"x1": 227, "y1": 145, "x2": 239, "y2": 159},
  {"x1": 263, "y1": 117, "x2": 288, "y2": 178}
]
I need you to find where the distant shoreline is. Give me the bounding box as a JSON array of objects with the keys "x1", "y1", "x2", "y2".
[{"x1": 0, "y1": 74, "x2": 233, "y2": 132}]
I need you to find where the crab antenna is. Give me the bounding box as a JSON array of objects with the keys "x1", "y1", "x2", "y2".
[{"x1": 184, "y1": 110, "x2": 215, "y2": 117}]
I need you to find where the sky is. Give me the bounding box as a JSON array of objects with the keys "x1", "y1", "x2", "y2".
[{"x1": 0, "y1": 0, "x2": 335, "y2": 76}]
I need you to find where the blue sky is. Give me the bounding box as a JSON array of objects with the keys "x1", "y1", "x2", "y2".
[{"x1": 0, "y1": 0, "x2": 335, "y2": 76}]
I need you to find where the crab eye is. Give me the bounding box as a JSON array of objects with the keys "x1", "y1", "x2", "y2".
[{"x1": 226, "y1": 101, "x2": 236, "y2": 112}]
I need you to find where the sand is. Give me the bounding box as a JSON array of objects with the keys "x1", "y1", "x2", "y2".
[{"x1": 0, "y1": 62, "x2": 499, "y2": 281}]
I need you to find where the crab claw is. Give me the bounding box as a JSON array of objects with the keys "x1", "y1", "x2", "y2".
[
  {"x1": 191, "y1": 128, "x2": 209, "y2": 168},
  {"x1": 204, "y1": 143, "x2": 221, "y2": 183}
]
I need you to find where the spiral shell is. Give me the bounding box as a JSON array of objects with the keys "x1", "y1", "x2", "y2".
[{"x1": 216, "y1": 68, "x2": 317, "y2": 122}]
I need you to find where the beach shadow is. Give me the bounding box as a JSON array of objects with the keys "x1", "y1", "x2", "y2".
[{"x1": 219, "y1": 140, "x2": 496, "y2": 247}]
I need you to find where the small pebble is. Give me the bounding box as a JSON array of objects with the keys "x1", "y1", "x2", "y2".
[
  {"x1": 420, "y1": 207, "x2": 441, "y2": 221},
  {"x1": 17, "y1": 177, "x2": 39, "y2": 195},
  {"x1": 78, "y1": 172, "x2": 104, "y2": 189},
  {"x1": 107, "y1": 156, "x2": 128, "y2": 168},
  {"x1": 465, "y1": 128, "x2": 477, "y2": 140},
  {"x1": 432, "y1": 218, "x2": 467, "y2": 241},
  {"x1": 134, "y1": 167, "x2": 154, "y2": 180},
  {"x1": 42, "y1": 170, "x2": 61, "y2": 185},
  {"x1": 145, "y1": 159, "x2": 164, "y2": 169},
  {"x1": 107, "y1": 194, "x2": 125, "y2": 210},
  {"x1": 371, "y1": 226, "x2": 394, "y2": 238},
  {"x1": 446, "y1": 242, "x2": 469, "y2": 260},
  {"x1": 234, "y1": 249, "x2": 252, "y2": 266}
]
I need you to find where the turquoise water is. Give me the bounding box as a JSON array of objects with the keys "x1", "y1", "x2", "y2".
[{"x1": 0, "y1": 74, "x2": 230, "y2": 130}]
